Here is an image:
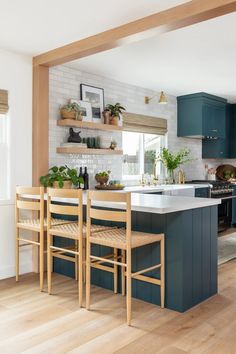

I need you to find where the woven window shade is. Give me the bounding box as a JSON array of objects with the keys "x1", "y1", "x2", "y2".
[
  {"x1": 122, "y1": 112, "x2": 167, "y2": 135},
  {"x1": 0, "y1": 90, "x2": 9, "y2": 114}
]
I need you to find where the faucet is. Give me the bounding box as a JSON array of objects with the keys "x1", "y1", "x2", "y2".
[
  {"x1": 178, "y1": 169, "x2": 185, "y2": 184},
  {"x1": 140, "y1": 174, "x2": 145, "y2": 186}
]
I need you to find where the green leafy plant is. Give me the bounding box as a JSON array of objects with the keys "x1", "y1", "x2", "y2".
[
  {"x1": 105, "y1": 103, "x2": 125, "y2": 118},
  {"x1": 158, "y1": 148, "x2": 193, "y2": 172},
  {"x1": 61, "y1": 102, "x2": 81, "y2": 113},
  {"x1": 40, "y1": 165, "x2": 83, "y2": 188},
  {"x1": 95, "y1": 170, "x2": 111, "y2": 177},
  {"x1": 110, "y1": 140, "x2": 117, "y2": 150},
  {"x1": 60, "y1": 102, "x2": 81, "y2": 119}
]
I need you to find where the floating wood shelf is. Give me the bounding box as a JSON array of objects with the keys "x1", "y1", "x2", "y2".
[
  {"x1": 57, "y1": 147, "x2": 123, "y2": 155},
  {"x1": 57, "y1": 119, "x2": 123, "y2": 132}
]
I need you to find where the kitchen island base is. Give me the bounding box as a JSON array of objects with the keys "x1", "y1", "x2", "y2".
[{"x1": 54, "y1": 205, "x2": 218, "y2": 313}]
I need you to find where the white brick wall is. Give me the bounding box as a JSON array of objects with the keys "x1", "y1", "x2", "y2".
[{"x1": 49, "y1": 65, "x2": 235, "y2": 184}]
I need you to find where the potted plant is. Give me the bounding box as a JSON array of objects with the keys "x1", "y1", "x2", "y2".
[
  {"x1": 105, "y1": 103, "x2": 125, "y2": 126},
  {"x1": 60, "y1": 102, "x2": 82, "y2": 121},
  {"x1": 40, "y1": 165, "x2": 84, "y2": 189},
  {"x1": 102, "y1": 108, "x2": 111, "y2": 125},
  {"x1": 110, "y1": 140, "x2": 117, "y2": 150},
  {"x1": 95, "y1": 170, "x2": 111, "y2": 186},
  {"x1": 158, "y1": 148, "x2": 193, "y2": 184}
]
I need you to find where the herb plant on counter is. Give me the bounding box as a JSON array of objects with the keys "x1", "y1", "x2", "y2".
[
  {"x1": 40, "y1": 165, "x2": 84, "y2": 188},
  {"x1": 158, "y1": 148, "x2": 193, "y2": 183}
]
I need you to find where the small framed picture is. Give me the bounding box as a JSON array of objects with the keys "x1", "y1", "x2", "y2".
[
  {"x1": 70, "y1": 99, "x2": 92, "y2": 122},
  {"x1": 80, "y1": 84, "x2": 104, "y2": 123}
]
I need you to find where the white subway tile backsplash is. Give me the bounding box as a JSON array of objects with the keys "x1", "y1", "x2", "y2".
[{"x1": 49, "y1": 64, "x2": 234, "y2": 184}]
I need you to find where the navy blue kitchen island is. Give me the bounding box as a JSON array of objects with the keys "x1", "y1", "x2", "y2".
[{"x1": 53, "y1": 193, "x2": 219, "y2": 313}]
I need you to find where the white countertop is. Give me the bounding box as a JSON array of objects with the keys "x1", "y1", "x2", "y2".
[
  {"x1": 123, "y1": 184, "x2": 210, "y2": 194},
  {"x1": 24, "y1": 189, "x2": 220, "y2": 214}
]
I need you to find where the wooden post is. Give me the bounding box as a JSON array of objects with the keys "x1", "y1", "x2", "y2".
[
  {"x1": 32, "y1": 64, "x2": 49, "y2": 186},
  {"x1": 32, "y1": 65, "x2": 49, "y2": 273}
]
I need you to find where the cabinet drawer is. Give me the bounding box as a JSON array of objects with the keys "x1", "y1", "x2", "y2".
[{"x1": 195, "y1": 187, "x2": 209, "y2": 198}]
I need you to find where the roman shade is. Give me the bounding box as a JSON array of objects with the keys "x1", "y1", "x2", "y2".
[
  {"x1": 122, "y1": 112, "x2": 167, "y2": 135},
  {"x1": 0, "y1": 90, "x2": 9, "y2": 114}
]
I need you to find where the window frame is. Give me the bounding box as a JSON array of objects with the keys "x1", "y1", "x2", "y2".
[
  {"x1": 122, "y1": 131, "x2": 166, "y2": 181},
  {"x1": 0, "y1": 112, "x2": 10, "y2": 201}
]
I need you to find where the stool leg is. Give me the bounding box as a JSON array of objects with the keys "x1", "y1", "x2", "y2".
[
  {"x1": 83, "y1": 238, "x2": 86, "y2": 284},
  {"x1": 75, "y1": 240, "x2": 78, "y2": 281},
  {"x1": 114, "y1": 248, "x2": 118, "y2": 294},
  {"x1": 121, "y1": 250, "x2": 126, "y2": 296},
  {"x1": 15, "y1": 227, "x2": 19, "y2": 282},
  {"x1": 78, "y1": 237, "x2": 83, "y2": 307},
  {"x1": 86, "y1": 241, "x2": 91, "y2": 310},
  {"x1": 126, "y1": 247, "x2": 132, "y2": 326},
  {"x1": 47, "y1": 233, "x2": 52, "y2": 295},
  {"x1": 160, "y1": 237, "x2": 165, "y2": 309},
  {"x1": 39, "y1": 231, "x2": 44, "y2": 292}
]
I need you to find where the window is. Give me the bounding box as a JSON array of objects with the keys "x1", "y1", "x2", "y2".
[
  {"x1": 0, "y1": 114, "x2": 10, "y2": 199},
  {"x1": 122, "y1": 131, "x2": 165, "y2": 180}
]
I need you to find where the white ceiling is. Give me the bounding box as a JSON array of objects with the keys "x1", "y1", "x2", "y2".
[
  {"x1": 1, "y1": 0, "x2": 235, "y2": 101},
  {"x1": 68, "y1": 12, "x2": 236, "y2": 102},
  {"x1": 0, "y1": 0, "x2": 187, "y2": 55}
]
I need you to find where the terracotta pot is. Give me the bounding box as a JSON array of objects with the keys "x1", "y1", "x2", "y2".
[
  {"x1": 95, "y1": 175, "x2": 109, "y2": 185},
  {"x1": 110, "y1": 115, "x2": 119, "y2": 126},
  {"x1": 53, "y1": 180, "x2": 72, "y2": 189},
  {"x1": 102, "y1": 110, "x2": 111, "y2": 124},
  {"x1": 60, "y1": 109, "x2": 82, "y2": 120}
]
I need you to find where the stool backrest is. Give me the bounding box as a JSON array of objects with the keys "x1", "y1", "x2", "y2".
[
  {"x1": 47, "y1": 188, "x2": 83, "y2": 229},
  {"x1": 15, "y1": 186, "x2": 44, "y2": 225},
  {"x1": 87, "y1": 191, "x2": 131, "y2": 244}
]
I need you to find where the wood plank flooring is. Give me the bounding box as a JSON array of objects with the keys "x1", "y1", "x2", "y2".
[{"x1": 0, "y1": 261, "x2": 236, "y2": 353}]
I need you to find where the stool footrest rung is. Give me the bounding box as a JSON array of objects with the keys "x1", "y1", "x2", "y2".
[
  {"x1": 132, "y1": 263, "x2": 161, "y2": 277},
  {"x1": 53, "y1": 253, "x2": 76, "y2": 262},
  {"x1": 91, "y1": 263, "x2": 114, "y2": 273},
  {"x1": 50, "y1": 245, "x2": 79, "y2": 256},
  {"x1": 17, "y1": 238, "x2": 40, "y2": 246},
  {"x1": 90, "y1": 255, "x2": 126, "y2": 267}
]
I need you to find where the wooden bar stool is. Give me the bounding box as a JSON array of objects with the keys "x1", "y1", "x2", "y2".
[
  {"x1": 47, "y1": 188, "x2": 116, "y2": 306},
  {"x1": 86, "y1": 191, "x2": 165, "y2": 326},
  {"x1": 15, "y1": 186, "x2": 70, "y2": 291}
]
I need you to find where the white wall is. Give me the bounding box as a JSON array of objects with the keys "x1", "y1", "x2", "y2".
[{"x1": 0, "y1": 49, "x2": 32, "y2": 279}]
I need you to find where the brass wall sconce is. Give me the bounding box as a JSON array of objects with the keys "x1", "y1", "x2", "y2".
[{"x1": 144, "y1": 91, "x2": 168, "y2": 105}]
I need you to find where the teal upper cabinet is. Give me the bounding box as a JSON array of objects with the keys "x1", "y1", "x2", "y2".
[
  {"x1": 202, "y1": 103, "x2": 230, "y2": 159},
  {"x1": 229, "y1": 104, "x2": 236, "y2": 158},
  {"x1": 177, "y1": 92, "x2": 227, "y2": 138}
]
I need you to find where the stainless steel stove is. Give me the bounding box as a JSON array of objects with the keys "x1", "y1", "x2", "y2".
[{"x1": 190, "y1": 180, "x2": 234, "y2": 232}]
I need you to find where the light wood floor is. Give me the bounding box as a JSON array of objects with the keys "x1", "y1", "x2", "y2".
[{"x1": 0, "y1": 261, "x2": 236, "y2": 354}]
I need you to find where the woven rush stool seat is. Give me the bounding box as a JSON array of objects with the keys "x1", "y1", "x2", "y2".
[
  {"x1": 90, "y1": 228, "x2": 163, "y2": 250},
  {"x1": 17, "y1": 218, "x2": 71, "y2": 232},
  {"x1": 49, "y1": 222, "x2": 115, "y2": 240}
]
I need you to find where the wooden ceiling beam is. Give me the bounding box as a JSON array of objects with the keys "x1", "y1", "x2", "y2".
[{"x1": 33, "y1": 0, "x2": 236, "y2": 67}]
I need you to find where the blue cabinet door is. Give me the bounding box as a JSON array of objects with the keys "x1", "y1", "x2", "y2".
[
  {"x1": 202, "y1": 103, "x2": 230, "y2": 159},
  {"x1": 229, "y1": 104, "x2": 236, "y2": 158},
  {"x1": 202, "y1": 102, "x2": 226, "y2": 138},
  {"x1": 177, "y1": 93, "x2": 227, "y2": 139},
  {"x1": 202, "y1": 138, "x2": 228, "y2": 159},
  {"x1": 195, "y1": 188, "x2": 210, "y2": 198}
]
